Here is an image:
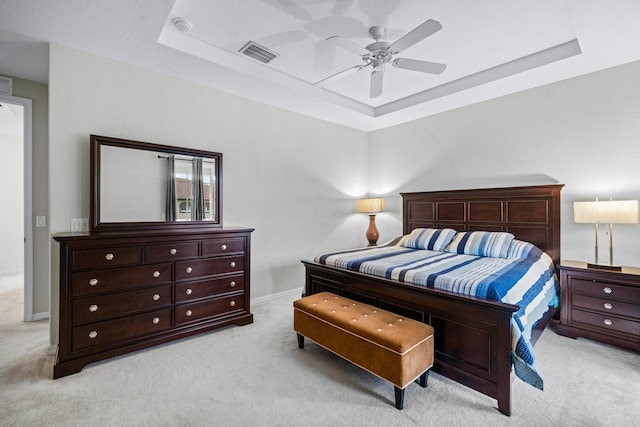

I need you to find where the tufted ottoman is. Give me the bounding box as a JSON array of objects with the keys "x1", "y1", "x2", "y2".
[{"x1": 294, "y1": 292, "x2": 434, "y2": 409}]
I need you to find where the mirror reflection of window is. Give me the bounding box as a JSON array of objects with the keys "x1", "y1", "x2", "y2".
[{"x1": 175, "y1": 159, "x2": 194, "y2": 221}]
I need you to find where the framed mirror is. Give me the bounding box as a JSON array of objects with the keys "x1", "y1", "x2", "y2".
[{"x1": 90, "y1": 135, "x2": 222, "y2": 233}]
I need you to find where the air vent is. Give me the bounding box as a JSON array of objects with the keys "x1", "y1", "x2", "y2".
[
  {"x1": 239, "y1": 41, "x2": 278, "y2": 64},
  {"x1": 0, "y1": 76, "x2": 13, "y2": 95}
]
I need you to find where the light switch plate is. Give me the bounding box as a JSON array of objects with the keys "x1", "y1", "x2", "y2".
[
  {"x1": 36, "y1": 216, "x2": 46, "y2": 227},
  {"x1": 71, "y1": 218, "x2": 89, "y2": 232}
]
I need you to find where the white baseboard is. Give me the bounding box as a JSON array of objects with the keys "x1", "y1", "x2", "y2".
[
  {"x1": 47, "y1": 345, "x2": 58, "y2": 356},
  {"x1": 32, "y1": 311, "x2": 49, "y2": 321},
  {"x1": 251, "y1": 288, "x2": 303, "y2": 306}
]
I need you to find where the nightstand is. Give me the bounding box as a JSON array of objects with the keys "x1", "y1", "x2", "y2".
[{"x1": 557, "y1": 261, "x2": 640, "y2": 352}]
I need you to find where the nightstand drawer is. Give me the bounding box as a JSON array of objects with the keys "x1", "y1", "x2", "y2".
[
  {"x1": 571, "y1": 278, "x2": 640, "y2": 301},
  {"x1": 572, "y1": 294, "x2": 640, "y2": 320},
  {"x1": 571, "y1": 309, "x2": 640, "y2": 337}
]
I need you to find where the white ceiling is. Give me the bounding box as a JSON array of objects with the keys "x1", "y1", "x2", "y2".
[{"x1": 1, "y1": 0, "x2": 640, "y2": 132}]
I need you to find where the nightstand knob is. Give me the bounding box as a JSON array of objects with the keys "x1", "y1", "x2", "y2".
[
  {"x1": 152, "y1": 294, "x2": 160, "y2": 301},
  {"x1": 89, "y1": 304, "x2": 98, "y2": 312},
  {"x1": 221, "y1": 244, "x2": 227, "y2": 250},
  {"x1": 230, "y1": 262, "x2": 236, "y2": 268},
  {"x1": 604, "y1": 302, "x2": 613, "y2": 310},
  {"x1": 186, "y1": 266, "x2": 193, "y2": 274},
  {"x1": 89, "y1": 331, "x2": 98, "y2": 339},
  {"x1": 185, "y1": 288, "x2": 193, "y2": 295},
  {"x1": 169, "y1": 248, "x2": 177, "y2": 255},
  {"x1": 186, "y1": 310, "x2": 192, "y2": 317},
  {"x1": 603, "y1": 287, "x2": 613, "y2": 294},
  {"x1": 152, "y1": 317, "x2": 160, "y2": 324},
  {"x1": 230, "y1": 300, "x2": 236, "y2": 307},
  {"x1": 105, "y1": 253, "x2": 114, "y2": 261},
  {"x1": 153, "y1": 271, "x2": 161, "y2": 278},
  {"x1": 229, "y1": 281, "x2": 236, "y2": 287},
  {"x1": 603, "y1": 319, "x2": 613, "y2": 326},
  {"x1": 89, "y1": 278, "x2": 98, "y2": 286}
]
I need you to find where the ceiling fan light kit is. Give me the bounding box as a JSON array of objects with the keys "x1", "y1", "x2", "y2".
[{"x1": 316, "y1": 19, "x2": 447, "y2": 98}]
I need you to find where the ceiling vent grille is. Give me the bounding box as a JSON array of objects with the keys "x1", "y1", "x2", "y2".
[
  {"x1": 0, "y1": 76, "x2": 13, "y2": 95},
  {"x1": 239, "y1": 42, "x2": 278, "y2": 64}
]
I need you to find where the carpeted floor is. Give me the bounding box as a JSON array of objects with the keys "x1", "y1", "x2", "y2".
[{"x1": 0, "y1": 281, "x2": 638, "y2": 426}]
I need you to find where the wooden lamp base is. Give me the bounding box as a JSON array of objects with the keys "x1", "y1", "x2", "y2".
[{"x1": 366, "y1": 214, "x2": 379, "y2": 246}]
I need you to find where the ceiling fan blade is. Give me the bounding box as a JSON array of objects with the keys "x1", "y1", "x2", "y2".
[
  {"x1": 388, "y1": 19, "x2": 442, "y2": 53},
  {"x1": 325, "y1": 35, "x2": 368, "y2": 56},
  {"x1": 393, "y1": 58, "x2": 446, "y2": 74},
  {"x1": 370, "y1": 69, "x2": 384, "y2": 98},
  {"x1": 315, "y1": 64, "x2": 366, "y2": 86}
]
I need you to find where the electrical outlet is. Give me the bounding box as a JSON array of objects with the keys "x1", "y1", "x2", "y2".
[{"x1": 71, "y1": 218, "x2": 89, "y2": 232}]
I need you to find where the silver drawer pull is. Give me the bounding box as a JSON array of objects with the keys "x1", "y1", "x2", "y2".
[
  {"x1": 604, "y1": 302, "x2": 613, "y2": 310},
  {"x1": 221, "y1": 244, "x2": 227, "y2": 250},
  {"x1": 186, "y1": 266, "x2": 193, "y2": 274},
  {"x1": 153, "y1": 294, "x2": 160, "y2": 301},
  {"x1": 186, "y1": 310, "x2": 192, "y2": 317},
  {"x1": 105, "y1": 253, "x2": 114, "y2": 261},
  {"x1": 230, "y1": 300, "x2": 236, "y2": 307},
  {"x1": 603, "y1": 287, "x2": 613, "y2": 294},
  {"x1": 89, "y1": 278, "x2": 98, "y2": 286},
  {"x1": 152, "y1": 317, "x2": 160, "y2": 324},
  {"x1": 89, "y1": 304, "x2": 98, "y2": 312},
  {"x1": 169, "y1": 248, "x2": 177, "y2": 255},
  {"x1": 88, "y1": 331, "x2": 98, "y2": 339},
  {"x1": 603, "y1": 319, "x2": 613, "y2": 326},
  {"x1": 153, "y1": 271, "x2": 161, "y2": 278},
  {"x1": 185, "y1": 288, "x2": 193, "y2": 295},
  {"x1": 230, "y1": 261, "x2": 236, "y2": 268},
  {"x1": 230, "y1": 281, "x2": 236, "y2": 287}
]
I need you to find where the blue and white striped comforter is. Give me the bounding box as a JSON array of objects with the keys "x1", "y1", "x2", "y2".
[{"x1": 315, "y1": 238, "x2": 559, "y2": 390}]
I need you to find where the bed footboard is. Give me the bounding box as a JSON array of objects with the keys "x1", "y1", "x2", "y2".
[{"x1": 303, "y1": 261, "x2": 518, "y2": 415}]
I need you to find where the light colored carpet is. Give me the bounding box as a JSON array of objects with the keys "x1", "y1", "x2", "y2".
[{"x1": 1, "y1": 285, "x2": 638, "y2": 427}]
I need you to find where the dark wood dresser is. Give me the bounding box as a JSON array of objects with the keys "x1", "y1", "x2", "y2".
[
  {"x1": 53, "y1": 227, "x2": 253, "y2": 378},
  {"x1": 557, "y1": 261, "x2": 640, "y2": 352}
]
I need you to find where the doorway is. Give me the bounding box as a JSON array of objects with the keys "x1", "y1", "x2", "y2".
[{"x1": 0, "y1": 94, "x2": 34, "y2": 322}]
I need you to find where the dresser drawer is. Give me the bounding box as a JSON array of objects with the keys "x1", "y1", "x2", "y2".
[
  {"x1": 72, "y1": 285, "x2": 172, "y2": 324},
  {"x1": 571, "y1": 309, "x2": 640, "y2": 337},
  {"x1": 72, "y1": 246, "x2": 142, "y2": 269},
  {"x1": 175, "y1": 255, "x2": 244, "y2": 281},
  {"x1": 572, "y1": 294, "x2": 640, "y2": 320},
  {"x1": 145, "y1": 241, "x2": 199, "y2": 262},
  {"x1": 570, "y1": 278, "x2": 640, "y2": 301},
  {"x1": 202, "y1": 238, "x2": 245, "y2": 256},
  {"x1": 71, "y1": 308, "x2": 172, "y2": 352},
  {"x1": 72, "y1": 263, "x2": 172, "y2": 296},
  {"x1": 175, "y1": 294, "x2": 245, "y2": 325},
  {"x1": 175, "y1": 275, "x2": 244, "y2": 303}
]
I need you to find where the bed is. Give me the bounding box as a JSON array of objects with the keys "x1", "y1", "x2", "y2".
[{"x1": 302, "y1": 184, "x2": 563, "y2": 415}]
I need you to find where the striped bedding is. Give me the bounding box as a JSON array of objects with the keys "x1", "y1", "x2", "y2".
[{"x1": 315, "y1": 235, "x2": 559, "y2": 390}]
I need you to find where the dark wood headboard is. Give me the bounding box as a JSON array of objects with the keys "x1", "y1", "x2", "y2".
[{"x1": 401, "y1": 184, "x2": 563, "y2": 266}]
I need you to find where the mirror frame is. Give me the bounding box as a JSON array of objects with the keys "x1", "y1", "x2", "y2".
[{"x1": 90, "y1": 134, "x2": 223, "y2": 233}]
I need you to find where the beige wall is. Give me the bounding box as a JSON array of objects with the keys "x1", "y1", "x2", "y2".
[
  {"x1": 10, "y1": 76, "x2": 49, "y2": 317},
  {"x1": 369, "y1": 60, "x2": 640, "y2": 267},
  {"x1": 48, "y1": 44, "x2": 369, "y2": 344}
]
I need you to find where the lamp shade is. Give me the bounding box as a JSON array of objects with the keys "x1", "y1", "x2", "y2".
[
  {"x1": 357, "y1": 197, "x2": 384, "y2": 214},
  {"x1": 574, "y1": 200, "x2": 639, "y2": 224}
]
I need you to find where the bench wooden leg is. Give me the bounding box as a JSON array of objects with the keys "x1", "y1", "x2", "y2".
[
  {"x1": 394, "y1": 386, "x2": 405, "y2": 410},
  {"x1": 416, "y1": 370, "x2": 429, "y2": 388},
  {"x1": 296, "y1": 333, "x2": 305, "y2": 349}
]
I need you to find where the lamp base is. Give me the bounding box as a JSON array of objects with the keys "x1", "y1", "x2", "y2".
[{"x1": 587, "y1": 263, "x2": 622, "y2": 272}]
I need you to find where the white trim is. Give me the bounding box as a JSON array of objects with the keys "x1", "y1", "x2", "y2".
[
  {"x1": 32, "y1": 311, "x2": 49, "y2": 321},
  {"x1": 0, "y1": 94, "x2": 34, "y2": 322},
  {"x1": 251, "y1": 287, "x2": 302, "y2": 306}
]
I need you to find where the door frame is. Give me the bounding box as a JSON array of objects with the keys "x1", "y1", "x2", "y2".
[{"x1": 0, "y1": 93, "x2": 34, "y2": 321}]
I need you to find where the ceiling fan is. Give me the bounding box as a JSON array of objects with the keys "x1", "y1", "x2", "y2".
[{"x1": 315, "y1": 19, "x2": 446, "y2": 98}]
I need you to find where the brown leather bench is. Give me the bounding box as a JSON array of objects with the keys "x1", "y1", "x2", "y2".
[{"x1": 294, "y1": 292, "x2": 434, "y2": 409}]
